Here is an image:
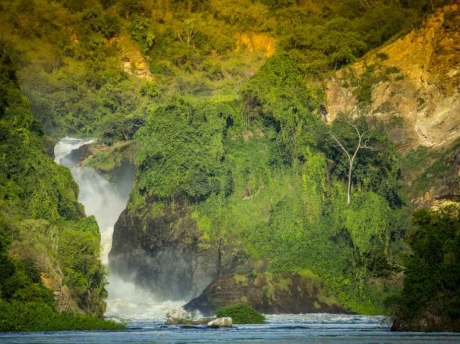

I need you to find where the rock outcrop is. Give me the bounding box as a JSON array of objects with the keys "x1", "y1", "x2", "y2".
[
  {"x1": 326, "y1": 4, "x2": 460, "y2": 150},
  {"x1": 392, "y1": 304, "x2": 460, "y2": 332},
  {"x1": 207, "y1": 317, "x2": 232, "y2": 328},
  {"x1": 109, "y1": 200, "x2": 220, "y2": 301},
  {"x1": 184, "y1": 272, "x2": 347, "y2": 316},
  {"x1": 117, "y1": 35, "x2": 153, "y2": 81}
]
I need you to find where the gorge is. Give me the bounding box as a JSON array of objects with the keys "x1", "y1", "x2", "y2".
[
  {"x1": 54, "y1": 138, "x2": 192, "y2": 320},
  {"x1": 1, "y1": 0, "x2": 460, "y2": 334}
]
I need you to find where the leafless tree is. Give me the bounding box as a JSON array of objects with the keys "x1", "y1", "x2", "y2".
[{"x1": 329, "y1": 122, "x2": 372, "y2": 205}]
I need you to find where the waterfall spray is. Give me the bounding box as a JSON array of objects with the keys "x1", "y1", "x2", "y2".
[{"x1": 54, "y1": 138, "x2": 186, "y2": 321}]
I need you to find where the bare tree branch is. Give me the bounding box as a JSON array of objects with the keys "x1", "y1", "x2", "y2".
[{"x1": 329, "y1": 121, "x2": 373, "y2": 205}]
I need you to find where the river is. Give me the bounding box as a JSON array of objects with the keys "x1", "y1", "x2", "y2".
[
  {"x1": 5, "y1": 139, "x2": 454, "y2": 343},
  {"x1": 1, "y1": 314, "x2": 460, "y2": 343}
]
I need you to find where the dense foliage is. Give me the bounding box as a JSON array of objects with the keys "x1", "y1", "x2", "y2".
[
  {"x1": 0, "y1": 40, "x2": 118, "y2": 331},
  {"x1": 386, "y1": 208, "x2": 460, "y2": 327},
  {"x1": 0, "y1": 301, "x2": 124, "y2": 332},
  {"x1": 129, "y1": 54, "x2": 407, "y2": 312},
  {"x1": 0, "y1": 0, "x2": 450, "y2": 139},
  {"x1": 0, "y1": 0, "x2": 454, "y2": 321},
  {"x1": 216, "y1": 304, "x2": 265, "y2": 324}
]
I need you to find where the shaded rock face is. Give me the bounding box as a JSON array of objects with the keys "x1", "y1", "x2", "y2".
[
  {"x1": 411, "y1": 147, "x2": 460, "y2": 208},
  {"x1": 326, "y1": 4, "x2": 460, "y2": 150},
  {"x1": 184, "y1": 272, "x2": 348, "y2": 316},
  {"x1": 109, "y1": 201, "x2": 220, "y2": 301},
  {"x1": 116, "y1": 35, "x2": 153, "y2": 81}
]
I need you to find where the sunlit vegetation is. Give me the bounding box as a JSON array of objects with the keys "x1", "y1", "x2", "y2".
[
  {"x1": 129, "y1": 64, "x2": 407, "y2": 312},
  {"x1": 216, "y1": 304, "x2": 265, "y2": 324},
  {"x1": 0, "y1": 0, "x2": 454, "y2": 327},
  {"x1": 0, "y1": 301, "x2": 125, "y2": 332},
  {"x1": 0, "y1": 40, "x2": 122, "y2": 331},
  {"x1": 0, "y1": 0, "x2": 450, "y2": 139}
]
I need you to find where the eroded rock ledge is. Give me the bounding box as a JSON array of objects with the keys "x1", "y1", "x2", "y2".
[{"x1": 184, "y1": 272, "x2": 348, "y2": 316}]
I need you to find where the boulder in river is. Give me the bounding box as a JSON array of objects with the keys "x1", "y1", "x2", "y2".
[{"x1": 207, "y1": 317, "x2": 233, "y2": 328}]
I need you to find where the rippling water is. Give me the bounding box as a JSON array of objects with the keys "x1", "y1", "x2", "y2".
[{"x1": 2, "y1": 314, "x2": 460, "y2": 344}]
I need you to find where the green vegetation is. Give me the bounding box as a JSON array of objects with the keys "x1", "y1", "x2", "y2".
[
  {"x1": 0, "y1": 40, "x2": 120, "y2": 331},
  {"x1": 130, "y1": 70, "x2": 406, "y2": 312},
  {"x1": 400, "y1": 138, "x2": 460, "y2": 200},
  {"x1": 0, "y1": 0, "x2": 455, "y2": 324},
  {"x1": 386, "y1": 207, "x2": 460, "y2": 328},
  {"x1": 216, "y1": 304, "x2": 265, "y2": 324},
  {"x1": 0, "y1": 301, "x2": 125, "y2": 332},
  {"x1": 0, "y1": 0, "x2": 449, "y2": 139}
]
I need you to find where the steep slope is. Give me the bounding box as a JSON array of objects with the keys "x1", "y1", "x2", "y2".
[
  {"x1": 326, "y1": 3, "x2": 460, "y2": 150},
  {"x1": 324, "y1": 4, "x2": 460, "y2": 331},
  {"x1": 0, "y1": 0, "x2": 453, "y2": 322},
  {"x1": 0, "y1": 40, "x2": 115, "y2": 330},
  {"x1": 109, "y1": 52, "x2": 403, "y2": 315}
]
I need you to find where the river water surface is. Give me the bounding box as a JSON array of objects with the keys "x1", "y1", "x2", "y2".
[{"x1": 1, "y1": 314, "x2": 460, "y2": 343}]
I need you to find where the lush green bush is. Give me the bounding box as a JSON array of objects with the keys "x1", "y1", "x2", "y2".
[
  {"x1": 386, "y1": 208, "x2": 460, "y2": 322},
  {"x1": 134, "y1": 99, "x2": 235, "y2": 203},
  {"x1": 0, "y1": 301, "x2": 125, "y2": 332},
  {"x1": 240, "y1": 52, "x2": 325, "y2": 164},
  {"x1": 216, "y1": 304, "x2": 265, "y2": 324}
]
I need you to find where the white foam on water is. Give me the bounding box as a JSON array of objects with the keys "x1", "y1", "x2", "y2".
[
  {"x1": 55, "y1": 138, "x2": 186, "y2": 321},
  {"x1": 264, "y1": 313, "x2": 392, "y2": 330},
  {"x1": 105, "y1": 277, "x2": 187, "y2": 321}
]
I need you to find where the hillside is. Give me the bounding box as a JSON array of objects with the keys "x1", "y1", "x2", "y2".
[
  {"x1": 326, "y1": 3, "x2": 460, "y2": 206},
  {"x1": 0, "y1": 0, "x2": 459, "y2": 332},
  {"x1": 326, "y1": 3, "x2": 460, "y2": 150},
  {"x1": 0, "y1": 0, "x2": 448, "y2": 139},
  {"x1": 0, "y1": 40, "x2": 125, "y2": 331}
]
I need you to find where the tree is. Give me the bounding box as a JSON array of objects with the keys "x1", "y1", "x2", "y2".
[
  {"x1": 386, "y1": 207, "x2": 460, "y2": 328},
  {"x1": 134, "y1": 100, "x2": 234, "y2": 202},
  {"x1": 174, "y1": 17, "x2": 199, "y2": 46},
  {"x1": 240, "y1": 52, "x2": 324, "y2": 164},
  {"x1": 329, "y1": 121, "x2": 372, "y2": 205}
]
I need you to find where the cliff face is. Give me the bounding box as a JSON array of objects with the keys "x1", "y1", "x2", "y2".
[
  {"x1": 107, "y1": 4, "x2": 460, "y2": 318},
  {"x1": 109, "y1": 201, "x2": 220, "y2": 301},
  {"x1": 326, "y1": 4, "x2": 460, "y2": 150},
  {"x1": 326, "y1": 5, "x2": 460, "y2": 331},
  {"x1": 392, "y1": 305, "x2": 460, "y2": 332},
  {"x1": 184, "y1": 272, "x2": 346, "y2": 317}
]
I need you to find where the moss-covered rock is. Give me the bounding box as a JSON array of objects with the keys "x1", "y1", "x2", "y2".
[{"x1": 184, "y1": 272, "x2": 348, "y2": 316}]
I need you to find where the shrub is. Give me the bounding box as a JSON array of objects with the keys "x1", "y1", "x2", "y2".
[
  {"x1": 0, "y1": 301, "x2": 126, "y2": 332},
  {"x1": 216, "y1": 304, "x2": 265, "y2": 324}
]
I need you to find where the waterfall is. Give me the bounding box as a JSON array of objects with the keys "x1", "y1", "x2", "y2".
[{"x1": 54, "y1": 138, "x2": 186, "y2": 321}]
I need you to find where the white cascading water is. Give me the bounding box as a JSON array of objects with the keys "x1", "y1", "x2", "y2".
[{"x1": 54, "y1": 138, "x2": 185, "y2": 321}]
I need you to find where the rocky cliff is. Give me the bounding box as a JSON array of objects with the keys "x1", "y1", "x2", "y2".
[
  {"x1": 107, "y1": 4, "x2": 460, "y2": 319},
  {"x1": 109, "y1": 200, "x2": 220, "y2": 301},
  {"x1": 184, "y1": 272, "x2": 346, "y2": 316},
  {"x1": 326, "y1": 4, "x2": 460, "y2": 331},
  {"x1": 326, "y1": 3, "x2": 460, "y2": 150}
]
